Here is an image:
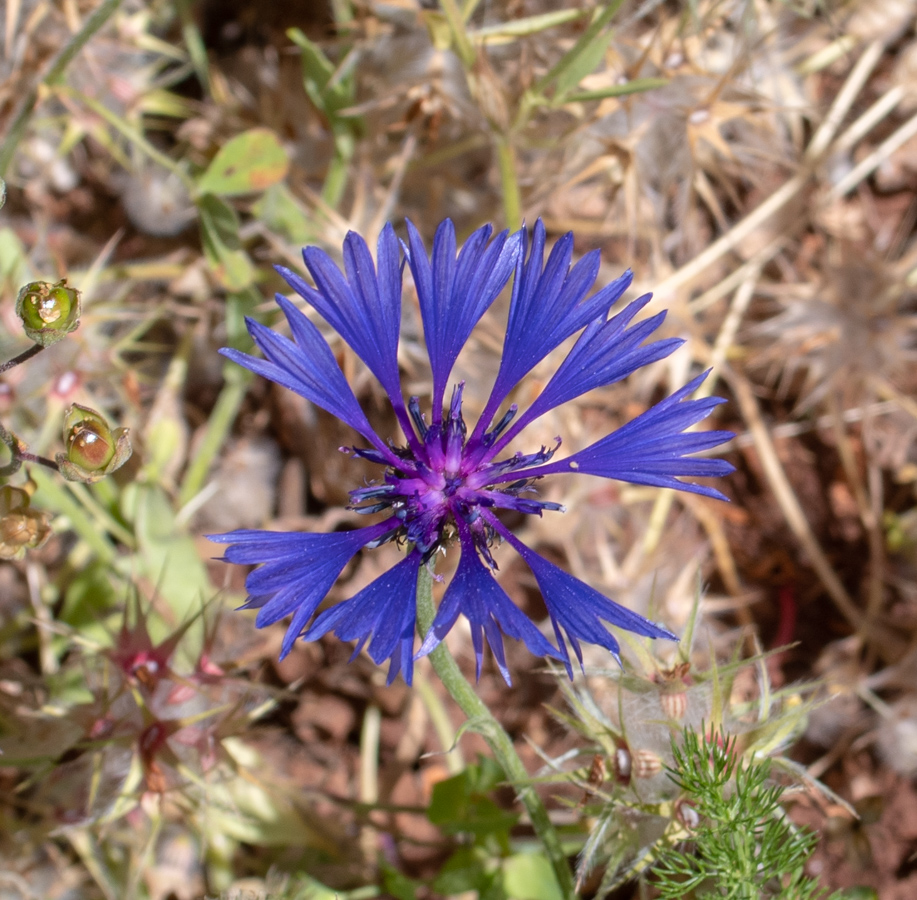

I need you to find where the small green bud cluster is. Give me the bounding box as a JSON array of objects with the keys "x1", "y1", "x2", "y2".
[
  {"x1": 57, "y1": 404, "x2": 132, "y2": 483},
  {"x1": 0, "y1": 483, "x2": 52, "y2": 559},
  {"x1": 0, "y1": 252, "x2": 133, "y2": 553},
  {"x1": 15, "y1": 279, "x2": 81, "y2": 346}
]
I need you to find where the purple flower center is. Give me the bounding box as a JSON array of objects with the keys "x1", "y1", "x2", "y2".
[{"x1": 349, "y1": 383, "x2": 562, "y2": 563}]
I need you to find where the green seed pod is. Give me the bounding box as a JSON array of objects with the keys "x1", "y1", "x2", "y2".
[
  {"x1": 67, "y1": 415, "x2": 115, "y2": 471},
  {"x1": 15, "y1": 279, "x2": 81, "y2": 346},
  {"x1": 0, "y1": 485, "x2": 52, "y2": 558},
  {"x1": 56, "y1": 404, "x2": 132, "y2": 483}
]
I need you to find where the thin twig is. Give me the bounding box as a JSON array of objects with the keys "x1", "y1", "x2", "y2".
[
  {"x1": 725, "y1": 367, "x2": 903, "y2": 659},
  {"x1": 653, "y1": 171, "x2": 809, "y2": 300},
  {"x1": 830, "y1": 84, "x2": 906, "y2": 158},
  {"x1": 686, "y1": 237, "x2": 784, "y2": 314},
  {"x1": 643, "y1": 270, "x2": 760, "y2": 558},
  {"x1": 16, "y1": 451, "x2": 60, "y2": 472},
  {"x1": 359, "y1": 702, "x2": 382, "y2": 864},
  {"x1": 0, "y1": 343, "x2": 44, "y2": 375},
  {"x1": 804, "y1": 40, "x2": 884, "y2": 162},
  {"x1": 829, "y1": 110, "x2": 917, "y2": 200},
  {"x1": 26, "y1": 561, "x2": 57, "y2": 675},
  {"x1": 726, "y1": 399, "x2": 902, "y2": 449},
  {"x1": 698, "y1": 269, "x2": 760, "y2": 399},
  {"x1": 652, "y1": 39, "x2": 885, "y2": 299},
  {"x1": 370, "y1": 132, "x2": 418, "y2": 242}
]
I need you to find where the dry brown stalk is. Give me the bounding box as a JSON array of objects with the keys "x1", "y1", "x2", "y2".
[{"x1": 725, "y1": 367, "x2": 904, "y2": 661}]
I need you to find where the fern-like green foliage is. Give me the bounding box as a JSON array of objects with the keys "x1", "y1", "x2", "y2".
[{"x1": 650, "y1": 727, "x2": 831, "y2": 900}]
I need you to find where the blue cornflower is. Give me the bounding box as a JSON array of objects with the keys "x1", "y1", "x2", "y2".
[{"x1": 210, "y1": 219, "x2": 734, "y2": 685}]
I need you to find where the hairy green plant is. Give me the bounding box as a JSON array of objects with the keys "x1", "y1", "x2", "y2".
[{"x1": 527, "y1": 582, "x2": 856, "y2": 898}]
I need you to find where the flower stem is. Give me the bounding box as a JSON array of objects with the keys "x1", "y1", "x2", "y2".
[
  {"x1": 178, "y1": 366, "x2": 250, "y2": 507},
  {"x1": 495, "y1": 136, "x2": 522, "y2": 231},
  {"x1": 0, "y1": 343, "x2": 44, "y2": 375},
  {"x1": 16, "y1": 451, "x2": 60, "y2": 472},
  {"x1": 438, "y1": 0, "x2": 476, "y2": 68},
  {"x1": 414, "y1": 564, "x2": 575, "y2": 896}
]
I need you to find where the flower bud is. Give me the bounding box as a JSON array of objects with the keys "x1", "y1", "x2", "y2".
[
  {"x1": 56, "y1": 404, "x2": 132, "y2": 483},
  {"x1": 15, "y1": 280, "x2": 81, "y2": 346},
  {"x1": 632, "y1": 748, "x2": 663, "y2": 779},
  {"x1": 0, "y1": 485, "x2": 52, "y2": 558}
]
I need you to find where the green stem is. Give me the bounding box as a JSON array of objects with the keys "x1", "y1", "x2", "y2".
[
  {"x1": 495, "y1": 136, "x2": 522, "y2": 230},
  {"x1": 178, "y1": 367, "x2": 250, "y2": 508},
  {"x1": 68, "y1": 481, "x2": 137, "y2": 549},
  {"x1": 30, "y1": 467, "x2": 118, "y2": 565},
  {"x1": 414, "y1": 668, "x2": 464, "y2": 774},
  {"x1": 175, "y1": 0, "x2": 212, "y2": 95},
  {"x1": 439, "y1": 0, "x2": 476, "y2": 68},
  {"x1": 321, "y1": 144, "x2": 352, "y2": 209},
  {"x1": 0, "y1": 0, "x2": 124, "y2": 178},
  {"x1": 415, "y1": 565, "x2": 576, "y2": 896},
  {"x1": 330, "y1": 0, "x2": 355, "y2": 27},
  {"x1": 0, "y1": 422, "x2": 23, "y2": 479},
  {"x1": 67, "y1": 829, "x2": 120, "y2": 900}
]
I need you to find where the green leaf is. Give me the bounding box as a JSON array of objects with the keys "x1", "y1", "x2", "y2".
[
  {"x1": 502, "y1": 853, "x2": 564, "y2": 900},
  {"x1": 553, "y1": 28, "x2": 613, "y2": 99},
  {"x1": 57, "y1": 560, "x2": 119, "y2": 641},
  {"x1": 0, "y1": 226, "x2": 30, "y2": 294},
  {"x1": 122, "y1": 481, "x2": 212, "y2": 653},
  {"x1": 224, "y1": 287, "x2": 260, "y2": 351},
  {"x1": 284, "y1": 875, "x2": 346, "y2": 900},
  {"x1": 533, "y1": 0, "x2": 625, "y2": 101},
  {"x1": 471, "y1": 9, "x2": 587, "y2": 44},
  {"x1": 196, "y1": 128, "x2": 289, "y2": 197},
  {"x1": 0, "y1": 711, "x2": 84, "y2": 766},
  {"x1": 433, "y1": 847, "x2": 503, "y2": 898},
  {"x1": 428, "y1": 757, "x2": 518, "y2": 838},
  {"x1": 251, "y1": 183, "x2": 315, "y2": 246},
  {"x1": 287, "y1": 28, "x2": 355, "y2": 118},
  {"x1": 30, "y1": 467, "x2": 117, "y2": 565},
  {"x1": 286, "y1": 27, "x2": 360, "y2": 207},
  {"x1": 197, "y1": 194, "x2": 254, "y2": 290},
  {"x1": 380, "y1": 860, "x2": 419, "y2": 900},
  {"x1": 201, "y1": 750, "x2": 339, "y2": 852},
  {"x1": 563, "y1": 77, "x2": 669, "y2": 104}
]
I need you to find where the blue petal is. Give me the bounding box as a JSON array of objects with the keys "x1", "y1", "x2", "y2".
[
  {"x1": 208, "y1": 522, "x2": 393, "y2": 659},
  {"x1": 477, "y1": 221, "x2": 634, "y2": 434},
  {"x1": 496, "y1": 523, "x2": 677, "y2": 677},
  {"x1": 500, "y1": 371, "x2": 735, "y2": 501},
  {"x1": 221, "y1": 296, "x2": 388, "y2": 453},
  {"x1": 304, "y1": 551, "x2": 421, "y2": 685},
  {"x1": 405, "y1": 219, "x2": 521, "y2": 418},
  {"x1": 277, "y1": 224, "x2": 404, "y2": 407},
  {"x1": 497, "y1": 296, "x2": 682, "y2": 446},
  {"x1": 416, "y1": 532, "x2": 561, "y2": 684}
]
